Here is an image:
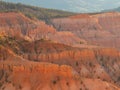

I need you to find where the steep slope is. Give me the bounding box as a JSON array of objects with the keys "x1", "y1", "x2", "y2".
[
  {"x1": 1, "y1": 35, "x2": 120, "y2": 87},
  {"x1": 0, "y1": 12, "x2": 86, "y2": 46},
  {"x1": 0, "y1": 42, "x2": 119, "y2": 90},
  {"x1": 0, "y1": 45, "x2": 17, "y2": 61},
  {"x1": 0, "y1": 3, "x2": 120, "y2": 89},
  {"x1": 0, "y1": 60, "x2": 120, "y2": 90},
  {"x1": 103, "y1": 7, "x2": 120, "y2": 12},
  {"x1": 0, "y1": 1, "x2": 75, "y2": 21},
  {"x1": 3, "y1": 0, "x2": 120, "y2": 13},
  {"x1": 51, "y1": 12, "x2": 120, "y2": 49}
]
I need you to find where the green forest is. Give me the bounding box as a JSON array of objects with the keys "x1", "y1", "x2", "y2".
[{"x1": 0, "y1": 1, "x2": 75, "y2": 21}]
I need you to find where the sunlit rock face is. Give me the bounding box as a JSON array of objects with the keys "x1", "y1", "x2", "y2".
[
  {"x1": 51, "y1": 12, "x2": 120, "y2": 49},
  {"x1": 1, "y1": 35, "x2": 120, "y2": 87},
  {"x1": 0, "y1": 12, "x2": 86, "y2": 46},
  {"x1": 0, "y1": 11, "x2": 120, "y2": 90},
  {"x1": 0, "y1": 59, "x2": 120, "y2": 90}
]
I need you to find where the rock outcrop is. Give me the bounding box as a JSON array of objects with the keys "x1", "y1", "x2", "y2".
[
  {"x1": 1, "y1": 35, "x2": 120, "y2": 87},
  {"x1": 0, "y1": 60, "x2": 119, "y2": 90},
  {"x1": 0, "y1": 12, "x2": 86, "y2": 46},
  {"x1": 51, "y1": 12, "x2": 120, "y2": 49},
  {"x1": 0, "y1": 11, "x2": 120, "y2": 90}
]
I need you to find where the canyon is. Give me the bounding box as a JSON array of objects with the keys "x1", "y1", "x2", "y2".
[
  {"x1": 0, "y1": 45, "x2": 120, "y2": 90},
  {"x1": 0, "y1": 9, "x2": 120, "y2": 90},
  {"x1": 51, "y1": 12, "x2": 120, "y2": 49}
]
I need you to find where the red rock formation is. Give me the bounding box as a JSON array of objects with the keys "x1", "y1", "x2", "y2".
[
  {"x1": 0, "y1": 45, "x2": 16, "y2": 61},
  {"x1": 0, "y1": 12, "x2": 86, "y2": 46},
  {"x1": 1, "y1": 35, "x2": 120, "y2": 87},
  {"x1": 51, "y1": 12, "x2": 120, "y2": 49},
  {"x1": 0, "y1": 12, "x2": 120, "y2": 90},
  {"x1": 0, "y1": 60, "x2": 119, "y2": 90}
]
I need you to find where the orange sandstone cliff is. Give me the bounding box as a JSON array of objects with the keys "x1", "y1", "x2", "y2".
[
  {"x1": 51, "y1": 12, "x2": 120, "y2": 49},
  {"x1": 0, "y1": 12, "x2": 120, "y2": 90}
]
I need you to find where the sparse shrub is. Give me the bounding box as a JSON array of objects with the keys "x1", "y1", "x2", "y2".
[
  {"x1": 80, "y1": 80, "x2": 83, "y2": 84},
  {"x1": 80, "y1": 88, "x2": 82, "y2": 90},
  {"x1": 79, "y1": 41, "x2": 84, "y2": 44},
  {"x1": 0, "y1": 1, "x2": 75, "y2": 23},
  {"x1": 117, "y1": 77, "x2": 120, "y2": 82},
  {"x1": 0, "y1": 70, "x2": 4, "y2": 80},
  {"x1": 19, "y1": 85, "x2": 22, "y2": 89},
  {"x1": 0, "y1": 82, "x2": 2, "y2": 88},
  {"x1": 76, "y1": 61, "x2": 79, "y2": 66},
  {"x1": 52, "y1": 80, "x2": 57, "y2": 85},
  {"x1": 89, "y1": 62, "x2": 92, "y2": 67},
  {"x1": 66, "y1": 82, "x2": 69, "y2": 86},
  {"x1": 97, "y1": 76, "x2": 100, "y2": 79}
]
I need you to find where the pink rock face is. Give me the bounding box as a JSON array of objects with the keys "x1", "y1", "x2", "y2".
[
  {"x1": 0, "y1": 12, "x2": 86, "y2": 46},
  {"x1": 0, "y1": 60, "x2": 119, "y2": 90},
  {"x1": 51, "y1": 12, "x2": 120, "y2": 49},
  {"x1": 1, "y1": 36, "x2": 120, "y2": 87},
  {"x1": 0, "y1": 12, "x2": 120, "y2": 90}
]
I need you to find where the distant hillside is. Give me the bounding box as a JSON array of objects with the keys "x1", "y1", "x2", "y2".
[
  {"x1": 111, "y1": 7, "x2": 120, "y2": 12},
  {"x1": 3, "y1": 0, "x2": 120, "y2": 13},
  {"x1": 103, "y1": 7, "x2": 120, "y2": 12},
  {"x1": 0, "y1": 1, "x2": 75, "y2": 22}
]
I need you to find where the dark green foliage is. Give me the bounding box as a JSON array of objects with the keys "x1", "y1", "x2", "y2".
[
  {"x1": 0, "y1": 36, "x2": 28, "y2": 54},
  {"x1": 102, "y1": 7, "x2": 120, "y2": 12},
  {"x1": 0, "y1": 1, "x2": 75, "y2": 23},
  {"x1": 117, "y1": 77, "x2": 120, "y2": 82},
  {"x1": 114, "y1": 7, "x2": 120, "y2": 12}
]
